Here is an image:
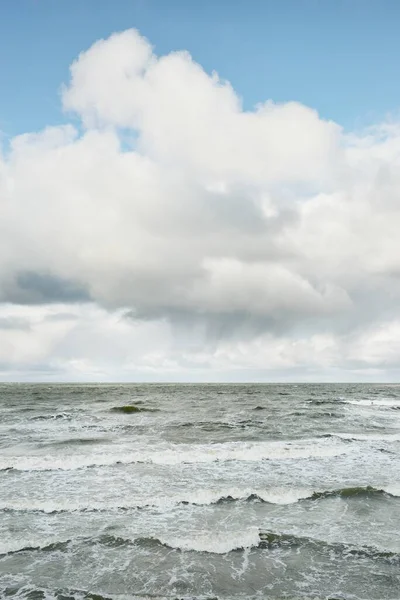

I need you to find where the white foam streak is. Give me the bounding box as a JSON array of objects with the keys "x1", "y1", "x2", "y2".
[{"x1": 0, "y1": 438, "x2": 348, "y2": 472}]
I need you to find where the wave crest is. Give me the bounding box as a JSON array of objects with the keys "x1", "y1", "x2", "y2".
[
  {"x1": 1, "y1": 485, "x2": 397, "y2": 515},
  {"x1": 2, "y1": 531, "x2": 400, "y2": 561}
]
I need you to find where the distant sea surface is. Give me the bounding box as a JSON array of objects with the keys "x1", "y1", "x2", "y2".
[{"x1": 1, "y1": 383, "x2": 400, "y2": 600}]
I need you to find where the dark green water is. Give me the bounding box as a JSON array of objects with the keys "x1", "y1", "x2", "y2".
[{"x1": 1, "y1": 383, "x2": 400, "y2": 599}]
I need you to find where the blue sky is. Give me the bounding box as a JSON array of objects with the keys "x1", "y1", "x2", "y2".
[{"x1": 1, "y1": 0, "x2": 400, "y2": 138}]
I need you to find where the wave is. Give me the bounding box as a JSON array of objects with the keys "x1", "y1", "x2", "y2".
[
  {"x1": 27, "y1": 404, "x2": 158, "y2": 421},
  {"x1": 328, "y1": 432, "x2": 400, "y2": 442},
  {"x1": 31, "y1": 413, "x2": 73, "y2": 421},
  {"x1": 111, "y1": 405, "x2": 159, "y2": 414},
  {"x1": 288, "y1": 410, "x2": 341, "y2": 419},
  {"x1": 309, "y1": 485, "x2": 395, "y2": 500},
  {"x1": 215, "y1": 485, "x2": 398, "y2": 503},
  {"x1": 168, "y1": 420, "x2": 240, "y2": 431},
  {"x1": 2, "y1": 530, "x2": 400, "y2": 561},
  {"x1": 0, "y1": 535, "x2": 166, "y2": 559},
  {"x1": 182, "y1": 485, "x2": 397, "y2": 506},
  {"x1": 0, "y1": 490, "x2": 298, "y2": 513},
  {"x1": 1, "y1": 587, "x2": 114, "y2": 600},
  {"x1": 0, "y1": 539, "x2": 72, "y2": 558},
  {"x1": 1, "y1": 485, "x2": 398, "y2": 514},
  {"x1": 309, "y1": 399, "x2": 347, "y2": 405},
  {"x1": 38, "y1": 437, "x2": 110, "y2": 448},
  {"x1": 257, "y1": 532, "x2": 400, "y2": 562},
  {"x1": 345, "y1": 398, "x2": 400, "y2": 408},
  {"x1": 0, "y1": 438, "x2": 349, "y2": 472}
]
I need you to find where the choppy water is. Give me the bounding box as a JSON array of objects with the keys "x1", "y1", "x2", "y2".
[{"x1": 1, "y1": 383, "x2": 400, "y2": 600}]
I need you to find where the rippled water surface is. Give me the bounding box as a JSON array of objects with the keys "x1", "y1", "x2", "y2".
[{"x1": 1, "y1": 383, "x2": 400, "y2": 599}]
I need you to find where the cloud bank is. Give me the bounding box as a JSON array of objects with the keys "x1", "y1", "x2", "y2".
[{"x1": 2, "y1": 29, "x2": 400, "y2": 381}]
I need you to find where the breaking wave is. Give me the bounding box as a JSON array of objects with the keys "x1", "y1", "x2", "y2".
[
  {"x1": 1, "y1": 485, "x2": 398, "y2": 514},
  {"x1": 0, "y1": 437, "x2": 349, "y2": 472},
  {"x1": 2, "y1": 531, "x2": 400, "y2": 561}
]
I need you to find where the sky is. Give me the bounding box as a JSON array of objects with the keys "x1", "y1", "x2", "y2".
[{"x1": 2, "y1": 1, "x2": 400, "y2": 381}]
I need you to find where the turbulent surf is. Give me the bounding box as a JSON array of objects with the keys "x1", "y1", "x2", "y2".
[{"x1": 1, "y1": 382, "x2": 400, "y2": 599}]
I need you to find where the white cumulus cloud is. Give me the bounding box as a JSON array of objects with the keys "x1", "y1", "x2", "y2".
[{"x1": 1, "y1": 29, "x2": 400, "y2": 380}]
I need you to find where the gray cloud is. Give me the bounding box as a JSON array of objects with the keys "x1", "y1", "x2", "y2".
[
  {"x1": 1, "y1": 272, "x2": 91, "y2": 305},
  {"x1": 0, "y1": 317, "x2": 31, "y2": 330}
]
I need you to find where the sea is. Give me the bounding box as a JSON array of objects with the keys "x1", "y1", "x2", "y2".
[{"x1": 1, "y1": 383, "x2": 400, "y2": 600}]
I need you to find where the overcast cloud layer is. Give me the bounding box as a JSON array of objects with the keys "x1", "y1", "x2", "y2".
[{"x1": 2, "y1": 29, "x2": 400, "y2": 381}]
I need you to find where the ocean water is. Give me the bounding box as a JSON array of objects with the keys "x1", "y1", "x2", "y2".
[{"x1": 1, "y1": 384, "x2": 400, "y2": 600}]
